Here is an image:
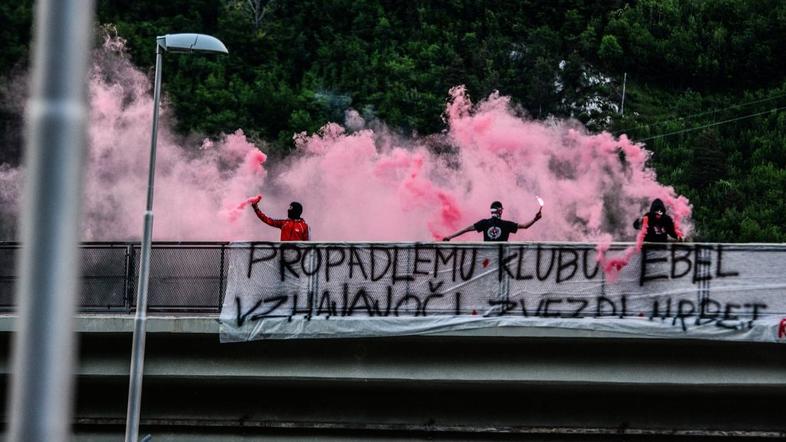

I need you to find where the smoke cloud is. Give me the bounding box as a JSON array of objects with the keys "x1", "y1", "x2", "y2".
[{"x1": 0, "y1": 33, "x2": 692, "y2": 245}]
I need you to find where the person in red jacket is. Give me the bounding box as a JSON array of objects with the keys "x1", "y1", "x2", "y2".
[{"x1": 250, "y1": 197, "x2": 310, "y2": 241}]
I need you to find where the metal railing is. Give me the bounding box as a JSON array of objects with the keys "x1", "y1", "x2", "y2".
[
  {"x1": 0, "y1": 242, "x2": 229, "y2": 313},
  {"x1": 3, "y1": 241, "x2": 785, "y2": 315}
]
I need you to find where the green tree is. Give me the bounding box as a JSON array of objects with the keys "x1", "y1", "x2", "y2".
[{"x1": 597, "y1": 34, "x2": 623, "y2": 67}]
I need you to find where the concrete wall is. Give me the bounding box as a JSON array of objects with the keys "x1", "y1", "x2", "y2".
[{"x1": 1, "y1": 315, "x2": 785, "y2": 440}]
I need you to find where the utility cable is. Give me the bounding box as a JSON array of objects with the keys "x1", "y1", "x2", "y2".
[
  {"x1": 614, "y1": 91, "x2": 786, "y2": 136},
  {"x1": 636, "y1": 104, "x2": 786, "y2": 142}
]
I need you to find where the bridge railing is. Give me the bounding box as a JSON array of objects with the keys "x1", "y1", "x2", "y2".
[
  {"x1": 2, "y1": 241, "x2": 786, "y2": 320},
  {"x1": 0, "y1": 242, "x2": 229, "y2": 313}
]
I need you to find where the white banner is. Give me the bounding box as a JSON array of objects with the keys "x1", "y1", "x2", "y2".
[{"x1": 219, "y1": 242, "x2": 786, "y2": 343}]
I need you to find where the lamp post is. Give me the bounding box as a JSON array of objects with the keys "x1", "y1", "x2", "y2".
[{"x1": 125, "y1": 33, "x2": 228, "y2": 442}]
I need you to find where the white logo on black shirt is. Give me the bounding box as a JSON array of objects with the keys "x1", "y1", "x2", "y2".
[{"x1": 487, "y1": 226, "x2": 502, "y2": 240}]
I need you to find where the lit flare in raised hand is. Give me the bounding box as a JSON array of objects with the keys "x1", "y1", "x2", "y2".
[{"x1": 223, "y1": 194, "x2": 263, "y2": 223}]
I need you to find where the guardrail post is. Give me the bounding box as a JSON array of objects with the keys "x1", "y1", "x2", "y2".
[
  {"x1": 307, "y1": 245, "x2": 317, "y2": 320},
  {"x1": 125, "y1": 244, "x2": 135, "y2": 313},
  {"x1": 218, "y1": 243, "x2": 226, "y2": 311}
]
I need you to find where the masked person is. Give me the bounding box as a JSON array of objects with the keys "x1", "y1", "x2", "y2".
[
  {"x1": 633, "y1": 198, "x2": 683, "y2": 242},
  {"x1": 250, "y1": 197, "x2": 310, "y2": 241},
  {"x1": 442, "y1": 201, "x2": 542, "y2": 242}
]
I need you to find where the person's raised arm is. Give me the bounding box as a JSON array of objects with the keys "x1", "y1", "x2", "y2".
[
  {"x1": 443, "y1": 225, "x2": 475, "y2": 241},
  {"x1": 250, "y1": 200, "x2": 285, "y2": 228},
  {"x1": 517, "y1": 209, "x2": 542, "y2": 229}
]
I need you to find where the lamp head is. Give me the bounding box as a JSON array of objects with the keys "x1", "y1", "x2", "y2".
[{"x1": 157, "y1": 34, "x2": 228, "y2": 54}]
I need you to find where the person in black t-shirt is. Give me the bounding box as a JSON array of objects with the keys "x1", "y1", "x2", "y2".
[{"x1": 442, "y1": 201, "x2": 542, "y2": 242}]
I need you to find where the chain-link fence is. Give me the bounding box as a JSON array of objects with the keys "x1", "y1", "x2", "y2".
[{"x1": 0, "y1": 242, "x2": 229, "y2": 313}]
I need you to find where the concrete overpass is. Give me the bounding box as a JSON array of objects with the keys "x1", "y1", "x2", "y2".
[{"x1": 0, "y1": 242, "x2": 784, "y2": 440}]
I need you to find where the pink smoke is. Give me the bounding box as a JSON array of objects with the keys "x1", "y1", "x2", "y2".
[
  {"x1": 265, "y1": 84, "x2": 692, "y2": 243},
  {"x1": 222, "y1": 194, "x2": 263, "y2": 223},
  {"x1": 595, "y1": 239, "x2": 639, "y2": 283},
  {"x1": 0, "y1": 32, "x2": 692, "y2": 245}
]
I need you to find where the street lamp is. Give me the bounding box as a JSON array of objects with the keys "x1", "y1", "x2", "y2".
[{"x1": 125, "y1": 33, "x2": 228, "y2": 442}]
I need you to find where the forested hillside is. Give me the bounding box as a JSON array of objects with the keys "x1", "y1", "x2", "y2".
[{"x1": 1, "y1": 0, "x2": 785, "y2": 241}]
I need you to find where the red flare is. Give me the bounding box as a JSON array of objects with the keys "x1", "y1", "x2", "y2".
[{"x1": 223, "y1": 194, "x2": 263, "y2": 223}]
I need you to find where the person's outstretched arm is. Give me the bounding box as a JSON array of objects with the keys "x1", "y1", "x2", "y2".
[
  {"x1": 517, "y1": 209, "x2": 542, "y2": 229},
  {"x1": 667, "y1": 217, "x2": 684, "y2": 241},
  {"x1": 443, "y1": 225, "x2": 475, "y2": 241},
  {"x1": 635, "y1": 216, "x2": 649, "y2": 246},
  {"x1": 251, "y1": 202, "x2": 285, "y2": 228}
]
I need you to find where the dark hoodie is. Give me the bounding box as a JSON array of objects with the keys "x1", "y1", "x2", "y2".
[{"x1": 633, "y1": 199, "x2": 682, "y2": 242}]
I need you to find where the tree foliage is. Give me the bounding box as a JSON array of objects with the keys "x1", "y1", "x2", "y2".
[{"x1": 1, "y1": 0, "x2": 785, "y2": 241}]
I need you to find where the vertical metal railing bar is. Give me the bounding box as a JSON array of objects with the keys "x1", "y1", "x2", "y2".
[
  {"x1": 123, "y1": 244, "x2": 133, "y2": 313},
  {"x1": 218, "y1": 243, "x2": 226, "y2": 312},
  {"x1": 308, "y1": 247, "x2": 317, "y2": 319},
  {"x1": 129, "y1": 244, "x2": 138, "y2": 313},
  {"x1": 0, "y1": 244, "x2": 19, "y2": 311}
]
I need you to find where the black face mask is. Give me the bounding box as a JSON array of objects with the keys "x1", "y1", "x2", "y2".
[
  {"x1": 650, "y1": 199, "x2": 666, "y2": 216},
  {"x1": 288, "y1": 202, "x2": 303, "y2": 219}
]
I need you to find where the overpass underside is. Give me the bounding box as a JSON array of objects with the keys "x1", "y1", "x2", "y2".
[
  {"x1": 1, "y1": 316, "x2": 784, "y2": 441},
  {"x1": 0, "y1": 242, "x2": 784, "y2": 440}
]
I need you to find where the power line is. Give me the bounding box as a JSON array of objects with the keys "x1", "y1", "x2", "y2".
[
  {"x1": 614, "y1": 91, "x2": 786, "y2": 136},
  {"x1": 636, "y1": 104, "x2": 786, "y2": 142}
]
